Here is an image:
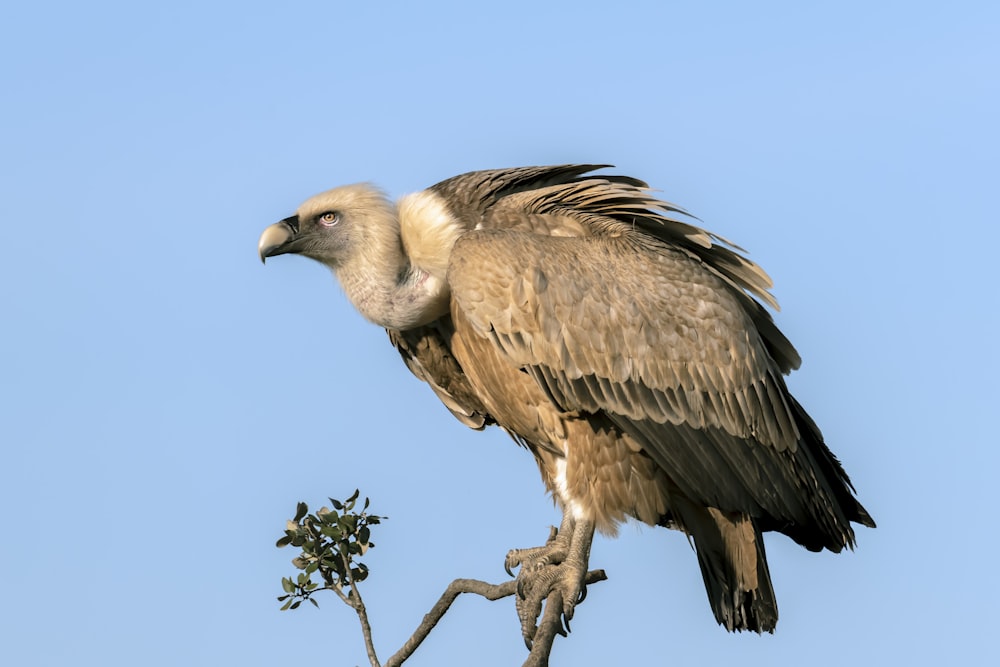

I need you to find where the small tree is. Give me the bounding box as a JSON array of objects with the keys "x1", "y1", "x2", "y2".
[{"x1": 277, "y1": 491, "x2": 605, "y2": 667}]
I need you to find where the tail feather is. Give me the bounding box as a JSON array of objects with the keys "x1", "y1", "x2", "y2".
[{"x1": 673, "y1": 500, "x2": 778, "y2": 632}]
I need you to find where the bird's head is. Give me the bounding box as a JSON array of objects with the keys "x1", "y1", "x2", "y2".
[{"x1": 258, "y1": 183, "x2": 394, "y2": 269}]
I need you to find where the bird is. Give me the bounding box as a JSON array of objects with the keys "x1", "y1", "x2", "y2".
[{"x1": 258, "y1": 164, "x2": 874, "y2": 641}]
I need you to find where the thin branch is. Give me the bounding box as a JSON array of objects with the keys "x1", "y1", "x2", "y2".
[
  {"x1": 341, "y1": 550, "x2": 382, "y2": 667},
  {"x1": 327, "y1": 581, "x2": 353, "y2": 607},
  {"x1": 384, "y1": 570, "x2": 607, "y2": 667}
]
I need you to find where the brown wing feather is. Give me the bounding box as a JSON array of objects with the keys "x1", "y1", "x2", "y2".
[
  {"x1": 450, "y1": 230, "x2": 795, "y2": 447},
  {"x1": 448, "y1": 229, "x2": 872, "y2": 550},
  {"x1": 388, "y1": 321, "x2": 494, "y2": 430},
  {"x1": 431, "y1": 165, "x2": 800, "y2": 373}
]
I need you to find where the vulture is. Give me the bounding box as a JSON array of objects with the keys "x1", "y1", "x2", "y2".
[{"x1": 258, "y1": 164, "x2": 874, "y2": 639}]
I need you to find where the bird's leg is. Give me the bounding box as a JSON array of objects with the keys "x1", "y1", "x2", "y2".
[{"x1": 505, "y1": 511, "x2": 596, "y2": 647}]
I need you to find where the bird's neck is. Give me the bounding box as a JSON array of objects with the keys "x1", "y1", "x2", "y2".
[
  {"x1": 336, "y1": 254, "x2": 447, "y2": 331},
  {"x1": 334, "y1": 191, "x2": 464, "y2": 331}
]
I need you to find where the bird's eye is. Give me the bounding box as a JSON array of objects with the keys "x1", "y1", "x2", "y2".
[{"x1": 318, "y1": 211, "x2": 340, "y2": 226}]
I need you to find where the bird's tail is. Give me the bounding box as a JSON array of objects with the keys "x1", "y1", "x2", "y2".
[{"x1": 673, "y1": 499, "x2": 778, "y2": 632}]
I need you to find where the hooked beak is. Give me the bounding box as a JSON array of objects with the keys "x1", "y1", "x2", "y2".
[{"x1": 258, "y1": 215, "x2": 300, "y2": 263}]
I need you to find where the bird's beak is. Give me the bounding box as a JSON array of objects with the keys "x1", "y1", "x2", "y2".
[{"x1": 258, "y1": 215, "x2": 300, "y2": 263}]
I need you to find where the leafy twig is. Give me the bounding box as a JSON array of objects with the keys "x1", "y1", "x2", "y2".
[{"x1": 276, "y1": 490, "x2": 384, "y2": 666}]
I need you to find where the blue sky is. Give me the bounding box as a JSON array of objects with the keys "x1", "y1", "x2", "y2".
[{"x1": 2, "y1": 1, "x2": 997, "y2": 665}]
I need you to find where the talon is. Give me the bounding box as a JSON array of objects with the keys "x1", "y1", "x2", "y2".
[
  {"x1": 508, "y1": 516, "x2": 595, "y2": 649},
  {"x1": 563, "y1": 598, "x2": 575, "y2": 624},
  {"x1": 504, "y1": 549, "x2": 519, "y2": 578}
]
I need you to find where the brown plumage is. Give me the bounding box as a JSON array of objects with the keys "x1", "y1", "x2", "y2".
[{"x1": 258, "y1": 164, "x2": 874, "y2": 636}]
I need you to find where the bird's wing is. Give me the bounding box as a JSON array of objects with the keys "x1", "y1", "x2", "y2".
[
  {"x1": 449, "y1": 230, "x2": 796, "y2": 447},
  {"x1": 431, "y1": 165, "x2": 801, "y2": 374},
  {"x1": 448, "y1": 229, "x2": 866, "y2": 549},
  {"x1": 388, "y1": 321, "x2": 494, "y2": 430}
]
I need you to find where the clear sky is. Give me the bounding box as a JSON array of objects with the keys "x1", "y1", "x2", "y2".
[{"x1": 2, "y1": 2, "x2": 997, "y2": 665}]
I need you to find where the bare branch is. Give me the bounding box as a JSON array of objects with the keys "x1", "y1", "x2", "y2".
[
  {"x1": 523, "y1": 589, "x2": 564, "y2": 667},
  {"x1": 385, "y1": 570, "x2": 607, "y2": 667}
]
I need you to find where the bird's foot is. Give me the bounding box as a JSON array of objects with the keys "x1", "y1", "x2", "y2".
[{"x1": 505, "y1": 518, "x2": 594, "y2": 648}]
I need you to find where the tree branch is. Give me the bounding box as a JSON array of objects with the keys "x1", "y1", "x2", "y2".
[
  {"x1": 341, "y1": 550, "x2": 381, "y2": 667},
  {"x1": 327, "y1": 581, "x2": 353, "y2": 607},
  {"x1": 384, "y1": 570, "x2": 607, "y2": 667},
  {"x1": 523, "y1": 589, "x2": 564, "y2": 667},
  {"x1": 279, "y1": 497, "x2": 604, "y2": 666}
]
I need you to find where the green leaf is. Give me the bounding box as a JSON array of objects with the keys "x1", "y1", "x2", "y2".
[
  {"x1": 290, "y1": 600, "x2": 301, "y2": 610},
  {"x1": 281, "y1": 577, "x2": 295, "y2": 594},
  {"x1": 309, "y1": 597, "x2": 319, "y2": 608},
  {"x1": 339, "y1": 515, "x2": 358, "y2": 533},
  {"x1": 280, "y1": 599, "x2": 293, "y2": 611},
  {"x1": 294, "y1": 502, "x2": 309, "y2": 522},
  {"x1": 358, "y1": 526, "x2": 370, "y2": 545},
  {"x1": 275, "y1": 535, "x2": 292, "y2": 548},
  {"x1": 330, "y1": 498, "x2": 343, "y2": 510}
]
